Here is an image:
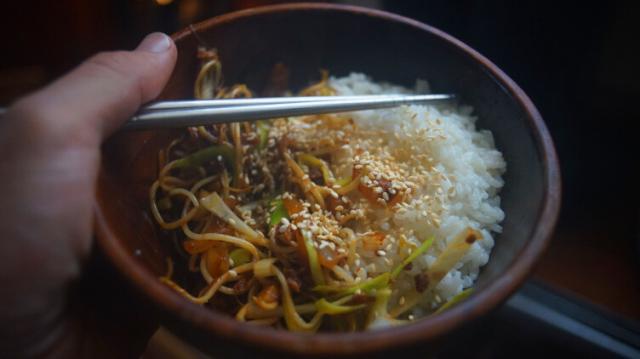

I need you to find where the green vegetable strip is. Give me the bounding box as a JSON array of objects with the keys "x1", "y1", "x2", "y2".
[
  {"x1": 273, "y1": 266, "x2": 323, "y2": 332},
  {"x1": 256, "y1": 120, "x2": 270, "y2": 150},
  {"x1": 351, "y1": 272, "x2": 390, "y2": 294},
  {"x1": 334, "y1": 176, "x2": 352, "y2": 186},
  {"x1": 302, "y1": 230, "x2": 325, "y2": 285},
  {"x1": 172, "y1": 144, "x2": 235, "y2": 170},
  {"x1": 434, "y1": 288, "x2": 473, "y2": 314},
  {"x1": 315, "y1": 298, "x2": 365, "y2": 315},
  {"x1": 269, "y1": 199, "x2": 288, "y2": 228},
  {"x1": 254, "y1": 258, "x2": 277, "y2": 279},
  {"x1": 390, "y1": 236, "x2": 435, "y2": 279},
  {"x1": 366, "y1": 288, "x2": 393, "y2": 327},
  {"x1": 229, "y1": 248, "x2": 251, "y2": 267},
  {"x1": 298, "y1": 153, "x2": 334, "y2": 184},
  {"x1": 426, "y1": 229, "x2": 481, "y2": 289},
  {"x1": 200, "y1": 192, "x2": 264, "y2": 244},
  {"x1": 313, "y1": 272, "x2": 390, "y2": 296}
]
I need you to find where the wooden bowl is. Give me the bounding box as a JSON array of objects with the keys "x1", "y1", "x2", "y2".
[{"x1": 95, "y1": 3, "x2": 561, "y2": 357}]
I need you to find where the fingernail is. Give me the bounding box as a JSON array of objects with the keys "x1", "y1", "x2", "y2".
[{"x1": 136, "y1": 32, "x2": 172, "y2": 53}]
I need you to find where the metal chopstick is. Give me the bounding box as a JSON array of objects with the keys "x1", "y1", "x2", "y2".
[
  {"x1": 141, "y1": 95, "x2": 432, "y2": 111},
  {"x1": 124, "y1": 94, "x2": 454, "y2": 131}
]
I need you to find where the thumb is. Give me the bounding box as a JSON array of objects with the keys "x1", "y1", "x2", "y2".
[{"x1": 10, "y1": 32, "x2": 177, "y2": 142}]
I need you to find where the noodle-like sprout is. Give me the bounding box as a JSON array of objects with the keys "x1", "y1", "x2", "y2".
[{"x1": 150, "y1": 181, "x2": 200, "y2": 230}]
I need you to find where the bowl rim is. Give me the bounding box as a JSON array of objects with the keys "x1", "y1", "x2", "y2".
[{"x1": 95, "y1": 2, "x2": 561, "y2": 355}]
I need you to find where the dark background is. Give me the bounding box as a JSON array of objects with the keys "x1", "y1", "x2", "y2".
[{"x1": 1, "y1": 0, "x2": 638, "y2": 344}]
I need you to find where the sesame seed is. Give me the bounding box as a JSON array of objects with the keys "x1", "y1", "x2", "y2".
[
  {"x1": 376, "y1": 250, "x2": 386, "y2": 256},
  {"x1": 399, "y1": 296, "x2": 406, "y2": 305},
  {"x1": 228, "y1": 270, "x2": 238, "y2": 278}
]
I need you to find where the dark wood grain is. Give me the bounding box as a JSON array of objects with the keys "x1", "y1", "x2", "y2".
[{"x1": 95, "y1": 3, "x2": 561, "y2": 357}]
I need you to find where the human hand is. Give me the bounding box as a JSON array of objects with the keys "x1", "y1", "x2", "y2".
[{"x1": 0, "y1": 32, "x2": 177, "y2": 358}]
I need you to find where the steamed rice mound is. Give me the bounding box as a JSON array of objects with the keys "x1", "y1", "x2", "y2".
[{"x1": 329, "y1": 73, "x2": 506, "y2": 315}]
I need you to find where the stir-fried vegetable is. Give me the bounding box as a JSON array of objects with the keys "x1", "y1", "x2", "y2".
[
  {"x1": 314, "y1": 272, "x2": 390, "y2": 296},
  {"x1": 390, "y1": 236, "x2": 435, "y2": 279},
  {"x1": 425, "y1": 228, "x2": 482, "y2": 287},
  {"x1": 229, "y1": 248, "x2": 252, "y2": 267},
  {"x1": 172, "y1": 144, "x2": 235, "y2": 170},
  {"x1": 366, "y1": 288, "x2": 407, "y2": 329},
  {"x1": 302, "y1": 230, "x2": 325, "y2": 285},
  {"x1": 268, "y1": 198, "x2": 288, "y2": 228},
  {"x1": 298, "y1": 153, "x2": 334, "y2": 185},
  {"x1": 434, "y1": 288, "x2": 473, "y2": 314},
  {"x1": 285, "y1": 153, "x2": 325, "y2": 207},
  {"x1": 315, "y1": 298, "x2": 365, "y2": 315},
  {"x1": 256, "y1": 120, "x2": 270, "y2": 150},
  {"x1": 200, "y1": 192, "x2": 265, "y2": 245},
  {"x1": 254, "y1": 258, "x2": 277, "y2": 279},
  {"x1": 204, "y1": 244, "x2": 229, "y2": 278},
  {"x1": 390, "y1": 228, "x2": 482, "y2": 318},
  {"x1": 254, "y1": 284, "x2": 280, "y2": 310}
]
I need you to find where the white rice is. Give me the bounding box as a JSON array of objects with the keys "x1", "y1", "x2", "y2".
[{"x1": 329, "y1": 73, "x2": 506, "y2": 315}]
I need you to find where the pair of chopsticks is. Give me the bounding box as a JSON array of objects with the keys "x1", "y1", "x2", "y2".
[
  {"x1": 0, "y1": 94, "x2": 455, "y2": 130},
  {"x1": 124, "y1": 94, "x2": 454, "y2": 130}
]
